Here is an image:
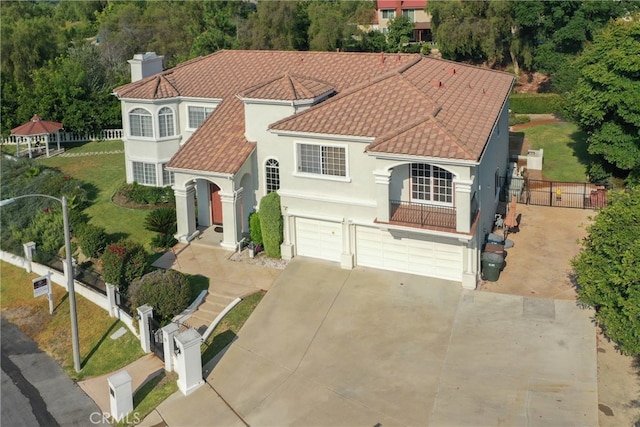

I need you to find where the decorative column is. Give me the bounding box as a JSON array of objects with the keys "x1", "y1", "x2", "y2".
[
  {"x1": 280, "y1": 206, "x2": 294, "y2": 260},
  {"x1": 137, "y1": 305, "x2": 153, "y2": 354},
  {"x1": 174, "y1": 328, "x2": 204, "y2": 396},
  {"x1": 373, "y1": 170, "x2": 391, "y2": 223},
  {"x1": 174, "y1": 183, "x2": 197, "y2": 243},
  {"x1": 219, "y1": 191, "x2": 238, "y2": 250},
  {"x1": 23, "y1": 242, "x2": 36, "y2": 273},
  {"x1": 108, "y1": 371, "x2": 133, "y2": 422},
  {"x1": 161, "y1": 323, "x2": 180, "y2": 373},
  {"x1": 340, "y1": 219, "x2": 354, "y2": 269},
  {"x1": 453, "y1": 176, "x2": 474, "y2": 233},
  {"x1": 460, "y1": 237, "x2": 478, "y2": 290},
  {"x1": 106, "y1": 283, "x2": 117, "y2": 317}
]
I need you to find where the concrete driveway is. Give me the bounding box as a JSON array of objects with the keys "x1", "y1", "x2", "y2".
[{"x1": 162, "y1": 258, "x2": 597, "y2": 426}]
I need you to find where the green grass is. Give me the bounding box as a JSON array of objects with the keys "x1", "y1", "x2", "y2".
[
  {"x1": 521, "y1": 122, "x2": 591, "y2": 182},
  {"x1": 37, "y1": 141, "x2": 155, "y2": 247},
  {"x1": 0, "y1": 261, "x2": 144, "y2": 380},
  {"x1": 201, "y1": 291, "x2": 265, "y2": 364}
]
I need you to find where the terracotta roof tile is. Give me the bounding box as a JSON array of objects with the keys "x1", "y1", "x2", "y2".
[{"x1": 239, "y1": 73, "x2": 335, "y2": 101}]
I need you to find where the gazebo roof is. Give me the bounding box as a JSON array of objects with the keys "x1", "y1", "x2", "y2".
[{"x1": 11, "y1": 115, "x2": 63, "y2": 136}]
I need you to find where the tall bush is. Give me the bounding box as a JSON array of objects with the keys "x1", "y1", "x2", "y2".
[
  {"x1": 509, "y1": 93, "x2": 565, "y2": 114},
  {"x1": 128, "y1": 269, "x2": 191, "y2": 325},
  {"x1": 145, "y1": 207, "x2": 177, "y2": 248},
  {"x1": 76, "y1": 223, "x2": 108, "y2": 258},
  {"x1": 101, "y1": 239, "x2": 149, "y2": 292},
  {"x1": 249, "y1": 212, "x2": 263, "y2": 246},
  {"x1": 258, "y1": 192, "x2": 283, "y2": 258}
]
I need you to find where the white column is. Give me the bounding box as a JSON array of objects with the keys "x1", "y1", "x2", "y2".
[
  {"x1": 373, "y1": 170, "x2": 391, "y2": 223},
  {"x1": 108, "y1": 371, "x2": 133, "y2": 422},
  {"x1": 454, "y1": 176, "x2": 474, "y2": 233},
  {"x1": 280, "y1": 207, "x2": 294, "y2": 260},
  {"x1": 174, "y1": 328, "x2": 204, "y2": 396},
  {"x1": 106, "y1": 283, "x2": 117, "y2": 317},
  {"x1": 45, "y1": 135, "x2": 50, "y2": 157},
  {"x1": 174, "y1": 183, "x2": 197, "y2": 243},
  {"x1": 460, "y1": 237, "x2": 478, "y2": 290},
  {"x1": 195, "y1": 180, "x2": 211, "y2": 227},
  {"x1": 161, "y1": 323, "x2": 180, "y2": 372},
  {"x1": 340, "y1": 219, "x2": 354, "y2": 269},
  {"x1": 137, "y1": 305, "x2": 153, "y2": 354},
  {"x1": 23, "y1": 242, "x2": 36, "y2": 273},
  {"x1": 219, "y1": 191, "x2": 238, "y2": 250}
]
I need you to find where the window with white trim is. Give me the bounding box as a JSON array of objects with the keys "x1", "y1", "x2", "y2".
[
  {"x1": 162, "y1": 163, "x2": 175, "y2": 186},
  {"x1": 381, "y1": 9, "x2": 395, "y2": 19},
  {"x1": 188, "y1": 106, "x2": 215, "y2": 128},
  {"x1": 402, "y1": 9, "x2": 415, "y2": 22},
  {"x1": 265, "y1": 159, "x2": 280, "y2": 193},
  {"x1": 132, "y1": 161, "x2": 157, "y2": 185},
  {"x1": 158, "y1": 107, "x2": 175, "y2": 137},
  {"x1": 411, "y1": 164, "x2": 453, "y2": 205},
  {"x1": 129, "y1": 108, "x2": 152, "y2": 137},
  {"x1": 298, "y1": 144, "x2": 346, "y2": 177}
]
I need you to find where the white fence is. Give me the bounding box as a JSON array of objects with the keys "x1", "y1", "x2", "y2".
[{"x1": 1, "y1": 129, "x2": 124, "y2": 145}]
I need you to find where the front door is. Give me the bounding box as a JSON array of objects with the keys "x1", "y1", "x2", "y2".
[{"x1": 210, "y1": 183, "x2": 223, "y2": 225}]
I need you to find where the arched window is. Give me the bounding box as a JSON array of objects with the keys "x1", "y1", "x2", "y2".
[
  {"x1": 158, "y1": 107, "x2": 174, "y2": 137},
  {"x1": 129, "y1": 108, "x2": 152, "y2": 137},
  {"x1": 265, "y1": 159, "x2": 280, "y2": 193},
  {"x1": 411, "y1": 164, "x2": 453, "y2": 205}
]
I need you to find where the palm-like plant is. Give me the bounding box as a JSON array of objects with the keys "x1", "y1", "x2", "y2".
[{"x1": 144, "y1": 207, "x2": 177, "y2": 248}]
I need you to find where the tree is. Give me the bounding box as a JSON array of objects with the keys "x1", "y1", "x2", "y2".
[
  {"x1": 386, "y1": 15, "x2": 415, "y2": 53},
  {"x1": 567, "y1": 17, "x2": 640, "y2": 180},
  {"x1": 572, "y1": 186, "x2": 640, "y2": 355},
  {"x1": 242, "y1": 1, "x2": 309, "y2": 50}
]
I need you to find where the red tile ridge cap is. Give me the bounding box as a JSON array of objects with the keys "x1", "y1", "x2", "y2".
[{"x1": 238, "y1": 72, "x2": 335, "y2": 100}]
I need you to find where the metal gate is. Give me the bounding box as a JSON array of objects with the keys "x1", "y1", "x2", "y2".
[
  {"x1": 501, "y1": 176, "x2": 607, "y2": 209},
  {"x1": 148, "y1": 317, "x2": 164, "y2": 361}
]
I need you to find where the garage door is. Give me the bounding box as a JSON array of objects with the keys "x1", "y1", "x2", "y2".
[
  {"x1": 356, "y1": 226, "x2": 462, "y2": 281},
  {"x1": 295, "y1": 218, "x2": 342, "y2": 262}
]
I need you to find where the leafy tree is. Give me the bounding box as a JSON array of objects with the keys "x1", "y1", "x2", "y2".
[
  {"x1": 101, "y1": 240, "x2": 149, "y2": 292},
  {"x1": 258, "y1": 192, "x2": 283, "y2": 258},
  {"x1": 242, "y1": 1, "x2": 309, "y2": 50},
  {"x1": 128, "y1": 269, "x2": 191, "y2": 325},
  {"x1": 567, "y1": 17, "x2": 640, "y2": 180},
  {"x1": 572, "y1": 186, "x2": 640, "y2": 355},
  {"x1": 385, "y1": 15, "x2": 415, "y2": 53}
]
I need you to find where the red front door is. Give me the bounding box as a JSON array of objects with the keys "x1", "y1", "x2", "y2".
[{"x1": 210, "y1": 183, "x2": 222, "y2": 225}]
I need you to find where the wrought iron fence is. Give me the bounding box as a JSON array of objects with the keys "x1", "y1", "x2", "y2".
[
  {"x1": 115, "y1": 289, "x2": 132, "y2": 316},
  {"x1": 389, "y1": 200, "x2": 457, "y2": 229},
  {"x1": 500, "y1": 176, "x2": 607, "y2": 209},
  {"x1": 31, "y1": 250, "x2": 106, "y2": 295}
]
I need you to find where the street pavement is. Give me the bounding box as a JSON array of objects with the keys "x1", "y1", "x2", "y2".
[{"x1": 1, "y1": 316, "x2": 108, "y2": 426}]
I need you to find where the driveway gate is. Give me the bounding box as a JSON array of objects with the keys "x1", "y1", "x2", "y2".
[
  {"x1": 501, "y1": 176, "x2": 607, "y2": 209},
  {"x1": 148, "y1": 318, "x2": 164, "y2": 361}
]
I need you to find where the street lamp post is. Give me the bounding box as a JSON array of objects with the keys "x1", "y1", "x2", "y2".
[{"x1": 0, "y1": 194, "x2": 81, "y2": 372}]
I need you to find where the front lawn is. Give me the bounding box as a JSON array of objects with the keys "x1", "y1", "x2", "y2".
[
  {"x1": 0, "y1": 261, "x2": 144, "y2": 380},
  {"x1": 37, "y1": 141, "x2": 155, "y2": 247},
  {"x1": 522, "y1": 122, "x2": 591, "y2": 182}
]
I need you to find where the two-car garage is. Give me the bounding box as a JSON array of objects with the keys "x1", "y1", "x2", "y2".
[{"x1": 294, "y1": 217, "x2": 464, "y2": 282}]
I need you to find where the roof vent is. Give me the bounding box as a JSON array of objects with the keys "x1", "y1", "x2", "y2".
[
  {"x1": 379, "y1": 52, "x2": 385, "y2": 65},
  {"x1": 432, "y1": 81, "x2": 443, "y2": 88},
  {"x1": 449, "y1": 68, "x2": 456, "y2": 75}
]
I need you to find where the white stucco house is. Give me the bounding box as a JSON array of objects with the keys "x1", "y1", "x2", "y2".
[{"x1": 113, "y1": 50, "x2": 514, "y2": 289}]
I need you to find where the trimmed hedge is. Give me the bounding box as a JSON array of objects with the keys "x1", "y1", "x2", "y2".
[
  {"x1": 509, "y1": 93, "x2": 565, "y2": 114},
  {"x1": 76, "y1": 223, "x2": 108, "y2": 258},
  {"x1": 258, "y1": 192, "x2": 283, "y2": 258},
  {"x1": 249, "y1": 212, "x2": 263, "y2": 246},
  {"x1": 128, "y1": 269, "x2": 191, "y2": 325}
]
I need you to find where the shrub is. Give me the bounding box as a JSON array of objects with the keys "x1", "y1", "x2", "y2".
[
  {"x1": 145, "y1": 207, "x2": 177, "y2": 249},
  {"x1": 509, "y1": 93, "x2": 565, "y2": 114},
  {"x1": 508, "y1": 113, "x2": 531, "y2": 126},
  {"x1": 249, "y1": 212, "x2": 263, "y2": 246},
  {"x1": 120, "y1": 183, "x2": 175, "y2": 205},
  {"x1": 258, "y1": 192, "x2": 283, "y2": 258},
  {"x1": 76, "y1": 223, "x2": 108, "y2": 258},
  {"x1": 128, "y1": 269, "x2": 191, "y2": 325},
  {"x1": 101, "y1": 239, "x2": 149, "y2": 292}
]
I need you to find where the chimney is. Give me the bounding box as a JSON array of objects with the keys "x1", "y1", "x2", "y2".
[{"x1": 128, "y1": 52, "x2": 164, "y2": 82}]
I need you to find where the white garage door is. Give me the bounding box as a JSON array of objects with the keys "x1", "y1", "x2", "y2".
[
  {"x1": 356, "y1": 226, "x2": 463, "y2": 281},
  {"x1": 295, "y1": 218, "x2": 342, "y2": 262}
]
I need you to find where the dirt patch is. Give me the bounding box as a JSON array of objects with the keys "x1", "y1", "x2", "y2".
[
  {"x1": 511, "y1": 118, "x2": 562, "y2": 131},
  {"x1": 514, "y1": 71, "x2": 551, "y2": 94},
  {"x1": 228, "y1": 248, "x2": 289, "y2": 270}
]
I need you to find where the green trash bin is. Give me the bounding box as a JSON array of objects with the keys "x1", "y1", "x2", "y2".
[{"x1": 482, "y1": 252, "x2": 504, "y2": 281}]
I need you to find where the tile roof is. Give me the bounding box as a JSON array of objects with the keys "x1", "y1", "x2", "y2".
[
  {"x1": 113, "y1": 50, "x2": 513, "y2": 174},
  {"x1": 11, "y1": 115, "x2": 63, "y2": 136}
]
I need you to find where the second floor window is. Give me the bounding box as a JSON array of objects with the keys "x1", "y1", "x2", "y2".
[
  {"x1": 129, "y1": 108, "x2": 152, "y2": 137},
  {"x1": 402, "y1": 9, "x2": 415, "y2": 22},
  {"x1": 188, "y1": 106, "x2": 215, "y2": 129},
  {"x1": 382, "y1": 9, "x2": 395, "y2": 19},
  {"x1": 265, "y1": 159, "x2": 280, "y2": 193},
  {"x1": 411, "y1": 164, "x2": 453, "y2": 205},
  {"x1": 298, "y1": 144, "x2": 346, "y2": 177},
  {"x1": 158, "y1": 107, "x2": 175, "y2": 137}
]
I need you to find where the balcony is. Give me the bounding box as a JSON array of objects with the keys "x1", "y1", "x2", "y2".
[{"x1": 389, "y1": 200, "x2": 456, "y2": 230}]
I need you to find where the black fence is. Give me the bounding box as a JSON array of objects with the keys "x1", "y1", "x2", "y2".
[
  {"x1": 115, "y1": 289, "x2": 132, "y2": 316},
  {"x1": 500, "y1": 176, "x2": 607, "y2": 209}
]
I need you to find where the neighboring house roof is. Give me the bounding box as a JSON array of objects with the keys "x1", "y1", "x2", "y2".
[
  {"x1": 11, "y1": 115, "x2": 63, "y2": 136},
  {"x1": 113, "y1": 50, "x2": 513, "y2": 174}
]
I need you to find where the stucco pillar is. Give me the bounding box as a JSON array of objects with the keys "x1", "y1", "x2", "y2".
[
  {"x1": 460, "y1": 237, "x2": 478, "y2": 290},
  {"x1": 373, "y1": 170, "x2": 391, "y2": 223},
  {"x1": 219, "y1": 191, "x2": 238, "y2": 250},
  {"x1": 454, "y1": 176, "x2": 474, "y2": 233},
  {"x1": 174, "y1": 328, "x2": 204, "y2": 396},
  {"x1": 195, "y1": 180, "x2": 211, "y2": 227},
  {"x1": 174, "y1": 183, "x2": 197, "y2": 243},
  {"x1": 161, "y1": 323, "x2": 180, "y2": 372},
  {"x1": 340, "y1": 220, "x2": 354, "y2": 269},
  {"x1": 280, "y1": 207, "x2": 294, "y2": 260},
  {"x1": 23, "y1": 242, "x2": 36, "y2": 273},
  {"x1": 106, "y1": 283, "x2": 117, "y2": 317},
  {"x1": 137, "y1": 305, "x2": 153, "y2": 354}
]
